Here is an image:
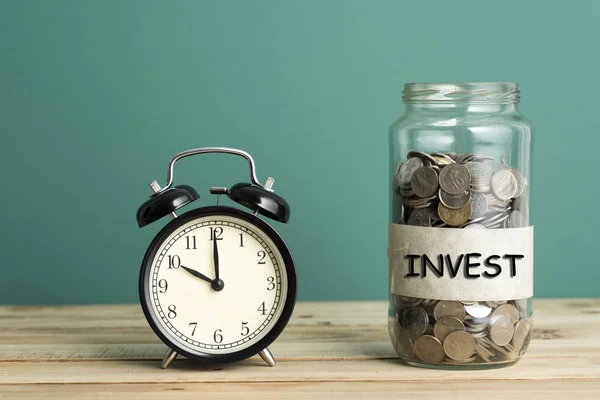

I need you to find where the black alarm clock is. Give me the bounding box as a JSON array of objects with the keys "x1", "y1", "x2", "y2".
[{"x1": 136, "y1": 147, "x2": 297, "y2": 368}]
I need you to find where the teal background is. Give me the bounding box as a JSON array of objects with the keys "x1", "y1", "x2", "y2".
[{"x1": 1, "y1": 0, "x2": 598, "y2": 305}]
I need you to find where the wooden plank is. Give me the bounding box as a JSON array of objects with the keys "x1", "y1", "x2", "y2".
[
  {"x1": 1, "y1": 357, "x2": 600, "y2": 384},
  {"x1": 2, "y1": 381, "x2": 600, "y2": 400},
  {"x1": 1, "y1": 299, "x2": 599, "y2": 361}
]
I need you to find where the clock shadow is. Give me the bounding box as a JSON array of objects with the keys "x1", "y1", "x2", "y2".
[{"x1": 119, "y1": 357, "x2": 267, "y2": 372}]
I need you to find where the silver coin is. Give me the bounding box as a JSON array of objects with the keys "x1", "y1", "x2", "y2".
[
  {"x1": 513, "y1": 298, "x2": 528, "y2": 312},
  {"x1": 407, "y1": 208, "x2": 431, "y2": 227},
  {"x1": 491, "y1": 169, "x2": 518, "y2": 200},
  {"x1": 403, "y1": 307, "x2": 429, "y2": 339},
  {"x1": 439, "y1": 164, "x2": 471, "y2": 195},
  {"x1": 407, "y1": 151, "x2": 438, "y2": 165},
  {"x1": 493, "y1": 304, "x2": 520, "y2": 324},
  {"x1": 413, "y1": 335, "x2": 445, "y2": 364},
  {"x1": 433, "y1": 316, "x2": 465, "y2": 342},
  {"x1": 512, "y1": 319, "x2": 531, "y2": 354},
  {"x1": 508, "y1": 210, "x2": 527, "y2": 228},
  {"x1": 410, "y1": 167, "x2": 439, "y2": 198},
  {"x1": 433, "y1": 301, "x2": 466, "y2": 321},
  {"x1": 489, "y1": 315, "x2": 515, "y2": 346},
  {"x1": 397, "y1": 157, "x2": 423, "y2": 188},
  {"x1": 510, "y1": 168, "x2": 527, "y2": 198},
  {"x1": 465, "y1": 161, "x2": 493, "y2": 184},
  {"x1": 428, "y1": 203, "x2": 440, "y2": 221},
  {"x1": 443, "y1": 331, "x2": 475, "y2": 361},
  {"x1": 463, "y1": 223, "x2": 486, "y2": 229},
  {"x1": 469, "y1": 192, "x2": 489, "y2": 219},
  {"x1": 398, "y1": 203, "x2": 405, "y2": 224},
  {"x1": 439, "y1": 188, "x2": 470, "y2": 209},
  {"x1": 389, "y1": 316, "x2": 415, "y2": 358},
  {"x1": 464, "y1": 302, "x2": 492, "y2": 318}
]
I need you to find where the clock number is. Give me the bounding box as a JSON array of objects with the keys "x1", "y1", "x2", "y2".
[
  {"x1": 158, "y1": 279, "x2": 168, "y2": 293},
  {"x1": 189, "y1": 322, "x2": 198, "y2": 336},
  {"x1": 167, "y1": 255, "x2": 180, "y2": 269},
  {"x1": 209, "y1": 227, "x2": 223, "y2": 241},
  {"x1": 213, "y1": 329, "x2": 223, "y2": 343},
  {"x1": 167, "y1": 305, "x2": 177, "y2": 319},
  {"x1": 241, "y1": 322, "x2": 249, "y2": 336},
  {"x1": 267, "y1": 276, "x2": 275, "y2": 291},
  {"x1": 257, "y1": 251, "x2": 267, "y2": 264},
  {"x1": 239, "y1": 233, "x2": 244, "y2": 247},
  {"x1": 185, "y1": 235, "x2": 197, "y2": 250},
  {"x1": 257, "y1": 302, "x2": 267, "y2": 315}
]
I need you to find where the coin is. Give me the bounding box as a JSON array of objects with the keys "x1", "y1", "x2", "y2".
[
  {"x1": 489, "y1": 315, "x2": 515, "y2": 346},
  {"x1": 512, "y1": 319, "x2": 531, "y2": 353},
  {"x1": 407, "y1": 208, "x2": 431, "y2": 226},
  {"x1": 439, "y1": 188, "x2": 470, "y2": 209},
  {"x1": 464, "y1": 302, "x2": 492, "y2": 318},
  {"x1": 491, "y1": 169, "x2": 518, "y2": 200},
  {"x1": 434, "y1": 316, "x2": 465, "y2": 342},
  {"x1": 439, "y1": 164, "x2": 471, "y2": 195},
  {"x1": 407, "y1": 151, "x2": 438, "y2": 165},
  {"x1": 438, "y1": 202, "x2": 472, "y2": 226},
  {"x1": 513, "y1": 298, "x2": 528, "y2": 312},
  {"x1": 411, "y1": 166, "x2": 439, "y2": 198},
  {"x1": 465, "y1": 161, "x2": 493, "y2": 184},
  {"x1": 443, "y1": 331, "x2": 476, "y2": 361},
  {"x1": 510, "y1": 168, "x2": 527, "y2": 198},
  {"x1": 432, "y1": 153, "x2": 456, "y2": 165},
  {"x1": 428, "y1": 202, "x2": 440, "y2": 221},
  {"x1": 403, "y1": 307, "x2": 429, "y2": 339},
  {"x1": 397, "y1": 157, "x2": 423, "y2": 188},
  {"x1": 469, "y1": 192, "x2": 489, "y2": 219},
  {"x1": 493, "y1": 304, "x2": 520, "y2": 324},
  {"x1": 391, "y1": 151, "x2": 532, "y2": 366},
  {"x1": 414, "y1": 335, "x2": 445, "y2": 363},
  {"x1": 433, "y1": 301, "x2": 466, "y2": 321},
  {"x1": 389, "y1": 316, "x2": 415, "y2": 358}
]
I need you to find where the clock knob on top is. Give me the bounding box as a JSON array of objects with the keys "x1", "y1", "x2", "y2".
[
  {"x1": 228, "y1": 177, "x2": 290, "y2": 223},
  {"x1": 136, "y1": 182, "x2": 200, "y2": 227}
]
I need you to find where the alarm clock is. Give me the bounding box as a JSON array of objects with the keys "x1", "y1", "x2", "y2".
[{"x1": 136, "y1": 147, "x2": 297, "y2": 368}]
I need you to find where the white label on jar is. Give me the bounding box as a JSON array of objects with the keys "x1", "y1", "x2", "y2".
[{"x1": 388, "y1": 223, "x2": 533, "y2": 301}]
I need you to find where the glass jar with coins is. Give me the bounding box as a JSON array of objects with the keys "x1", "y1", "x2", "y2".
[{"x1": 387, "y1": 82, "x2": 533, "y2": 369}]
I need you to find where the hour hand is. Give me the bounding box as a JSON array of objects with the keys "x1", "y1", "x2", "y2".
[{"x1": 181, "y1": 265, "x2": 213, "y2": 285}]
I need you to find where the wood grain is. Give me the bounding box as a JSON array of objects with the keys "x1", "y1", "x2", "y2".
[
  {"x1": 0, "y1": 299, "x2": 599, "y2": 398},
  {"x1": 2, "y1": 381, "x2": 600, "y2": 400}
]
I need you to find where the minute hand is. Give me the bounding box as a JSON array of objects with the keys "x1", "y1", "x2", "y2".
[{"x1": 213, "y1": 239, "x2": 220, "y2": 281}]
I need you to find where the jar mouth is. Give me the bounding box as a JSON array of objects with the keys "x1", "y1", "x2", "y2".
[{"x1": 403, "y1": 82, "x2": 519, "y2": 104}]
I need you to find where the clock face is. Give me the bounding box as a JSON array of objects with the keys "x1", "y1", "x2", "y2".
[{"x1": 140, "y1": 207, "x2": 295, "y2": 360}]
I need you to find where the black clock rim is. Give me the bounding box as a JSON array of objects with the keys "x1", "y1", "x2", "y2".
[{"x1": 139, "y1": 205, "x2": 297, "y2": 364}]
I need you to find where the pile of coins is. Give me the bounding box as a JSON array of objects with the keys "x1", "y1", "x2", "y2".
[
  {"x1": 393, "y1": 151, "x2": 528, "y2": 229},
  {"x1": 388, "y1": 295, "x2": 532, "y2": 366}
]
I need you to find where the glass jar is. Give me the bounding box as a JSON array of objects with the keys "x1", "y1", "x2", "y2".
[{"x1": 387, "y1": 82, "x2": 533, "y2": 369}]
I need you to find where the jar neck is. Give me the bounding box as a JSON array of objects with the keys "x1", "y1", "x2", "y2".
[
  {"x1": 402, "y1": 82, "x2": 520, "y2": 115},
  {"x1": 404, "y1": 102, "x2": 518, "y2": 115}
]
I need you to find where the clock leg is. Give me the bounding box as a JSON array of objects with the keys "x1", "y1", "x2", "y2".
[
  {"x1": 258, "y1": 347, "x2": 276, "y2": 367},
  {"x1": 161, "y1": 348, "x2": 178, "y2": 369}
]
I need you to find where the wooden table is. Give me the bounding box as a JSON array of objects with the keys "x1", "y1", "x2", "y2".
[{"x1": 1, "y1": 299, "x2": 599, "y2": 399}]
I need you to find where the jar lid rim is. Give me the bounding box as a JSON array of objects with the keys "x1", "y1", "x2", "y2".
[{"x1": 403, "y1": 82, "x2": 520, "y2": 104}]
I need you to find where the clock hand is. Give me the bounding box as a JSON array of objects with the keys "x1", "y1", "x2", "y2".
[
  {"x1": 180, "y1": 265, "x2": 213, "y2": 285},
  {"x1": 211, "y1": 239, "x2": 225, "y2": 291},
  {"x1": 213, "y1": 238, "x2": 220, "y2": 281}
]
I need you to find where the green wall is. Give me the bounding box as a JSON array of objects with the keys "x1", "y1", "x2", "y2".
[{"x1": 1, "y1": 0, "x2": 598, "y2": 304}]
